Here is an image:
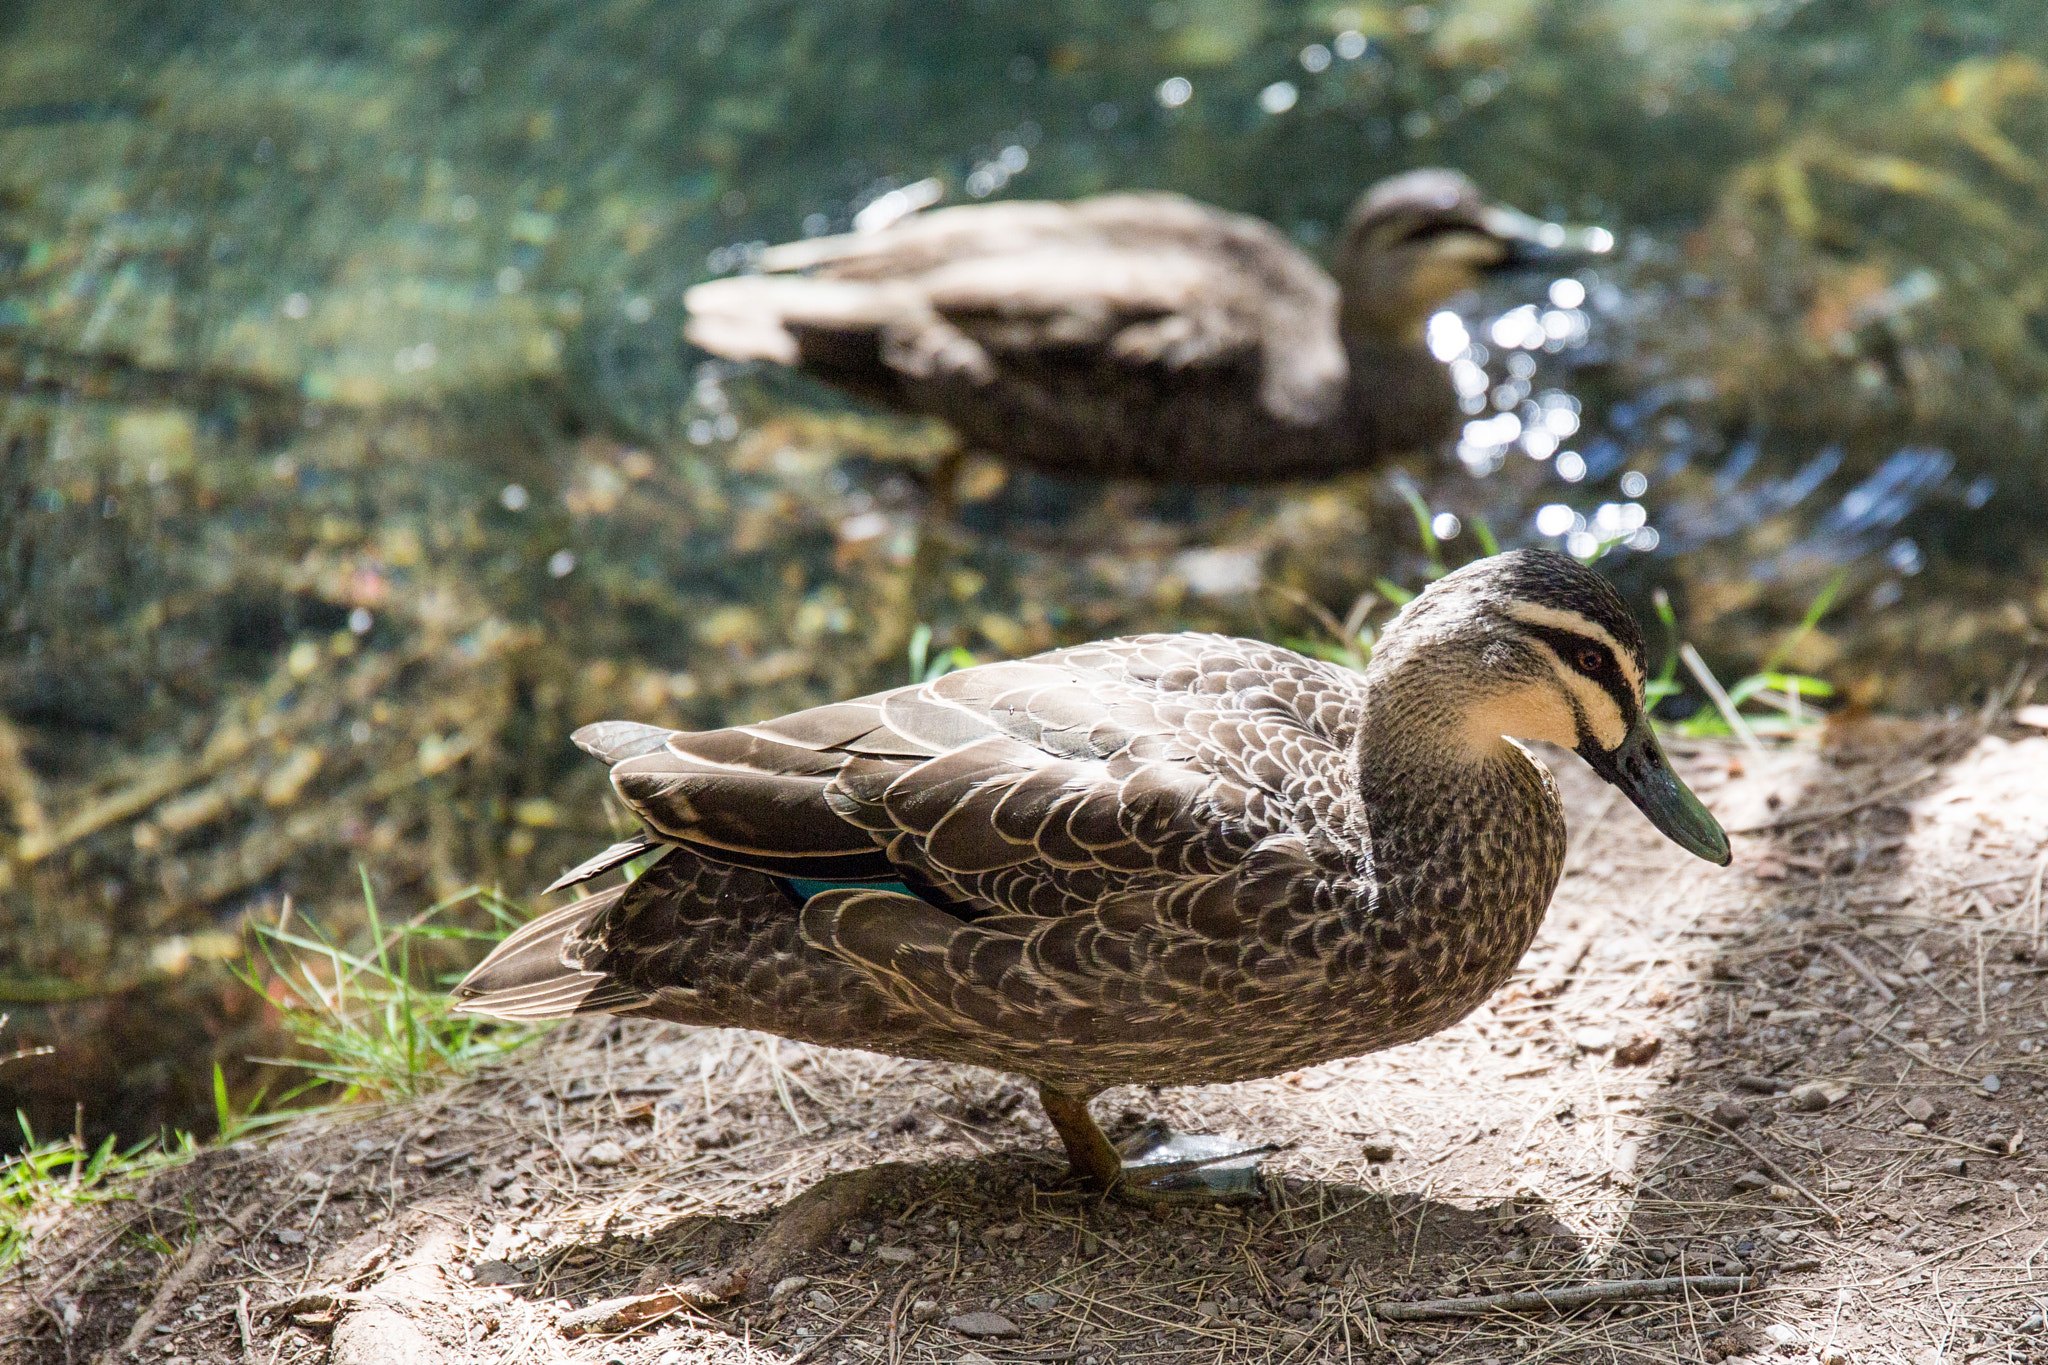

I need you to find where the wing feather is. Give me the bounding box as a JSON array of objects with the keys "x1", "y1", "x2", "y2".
[{"x1": 567, "y1": 636, "x2": 1368, "y2": 1028}]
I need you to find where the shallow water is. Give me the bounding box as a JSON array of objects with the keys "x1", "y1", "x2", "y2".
[{"x1": 1, "y1": 0, "x2": 2045, "y2": 1141}]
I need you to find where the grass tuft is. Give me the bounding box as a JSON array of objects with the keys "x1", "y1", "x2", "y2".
[
  {"x1": 0, "y1": 1116, "x2": 196, "y2": 1267},
  {"x1": 238, "y1": 871, "x2": 539, "y2": 1104}
]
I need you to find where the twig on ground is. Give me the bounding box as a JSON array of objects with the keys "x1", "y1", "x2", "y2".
[
  {"x1": 235, "y1": 1287, "x2": 255, "y2": 1363},
  {"x1": 1370, "y1": 1274, "x2": 1752, "y2": 1321},
  {"x1": 556, "y1": 1277, "x2": 744, "y2": 1338},
  {"x1": 1826, "y1": 941, "x2": 1896, "y2": 1003},
  {"x1": 887, "y1": 1279, "x2": 916, "y2": 1365},
  {"x1": 98, "y1": 1199, "x2": 265, "y2": 1365},
  {"x1": 1684, "y1": 1110, "x2": 1840, "y2": 1226},
  {"x1": 559, "y1": 1163, "x2": 906, "y2": 1337},
  {"x1": 787, "y1": 1286, "x2": 888, "y2": 1365},
  {"x1": 1727, "y1": 767, "x2": 1938, "y2": 835},
  {"x1": 1531, "y1": 923, "x2": 1598, "y2": 999}
]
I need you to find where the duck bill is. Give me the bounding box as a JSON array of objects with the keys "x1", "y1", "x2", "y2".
[
  {"x1": 1479, "y1": 204, "x2": 1615, "y2": 270},
  {"x1": 1579, "y1": 716, "x2": 1732, "y2": 866}
]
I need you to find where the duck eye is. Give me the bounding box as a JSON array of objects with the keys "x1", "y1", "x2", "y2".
[{"x1": 1577, "y1": 649, "x2": 1604, "y2": 673}]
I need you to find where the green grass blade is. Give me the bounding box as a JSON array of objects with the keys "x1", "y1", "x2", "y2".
[
  {"x1": 1390, "y1": 475, "x2": 1445, "y2": 577},
  {"x1": 1761, "y1": 569, "x2": 1846, "y2": 675}
]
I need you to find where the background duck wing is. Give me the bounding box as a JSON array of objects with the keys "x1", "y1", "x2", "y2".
[{"x1": 684, "y1": 194, "x2": 1345, "y2": 426}]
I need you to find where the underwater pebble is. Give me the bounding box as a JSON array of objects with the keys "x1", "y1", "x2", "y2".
[
  {"x1": 910, "y1": 1299, "x2": 941, "y2": 1322},
  {"x1": 1981, "y1": 1073, "x2": 2002, "y2": 1093}
]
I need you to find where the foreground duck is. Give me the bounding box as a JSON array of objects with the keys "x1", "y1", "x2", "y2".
[
  {"x1": 683, "y1": 170, "x2": 1606, "y2": 485},
  {"x1": 456, "y1": 551, "x2": 1728, "y2": 1199}
]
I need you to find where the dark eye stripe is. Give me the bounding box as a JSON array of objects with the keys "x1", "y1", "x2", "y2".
[
  {"x1": 1399, "y1": 219, "x2": 1478, "y2": 246},
  {"x1": 1519, "y1": 624, "x2": 1638, "y2": 723}
]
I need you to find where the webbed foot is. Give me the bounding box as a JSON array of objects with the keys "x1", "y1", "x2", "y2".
[
  {"x1": 1115, "y1": 1127, "x2": 1275, "y2": 1202},
  {"x1": 1038, "y1": 1085, "x2": 1277, "y2": 1205}
]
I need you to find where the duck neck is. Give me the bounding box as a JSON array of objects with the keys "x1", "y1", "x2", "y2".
[
  {"x1": 1341, "y1": 333, "x2": 1458, "y2": 453},
  {"x1": 1349, "y1": 659, "x2": 1567, "y2": 983}
]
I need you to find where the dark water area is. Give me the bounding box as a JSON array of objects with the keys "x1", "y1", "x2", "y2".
[{"x1": 1, "y1": 0, "x2": 2045, "y2": 1144}]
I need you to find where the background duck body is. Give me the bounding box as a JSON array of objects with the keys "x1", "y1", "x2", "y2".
[
  {"x1": 684, "y1": 173, "x2": 1590, "y2": 483},
  {"x1": 458, "y1": 552, "x2": 1726, "y2": 1196}
]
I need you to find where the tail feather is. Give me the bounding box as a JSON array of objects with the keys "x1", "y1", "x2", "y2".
[
  {"x1": 542, "y1": 834, "x2": 661, "y2": 895},
  {"x1": 452, "y1": 885, "x2": 649, "y2": 1020},
  {"x1": 571, "y1": 721, "x2": 674, "y2": 766}
]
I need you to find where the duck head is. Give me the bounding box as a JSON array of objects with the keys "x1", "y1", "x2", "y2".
[
  {"x1": 1370, "y1": 549, "x2": 1732, "y2": 865},
  {"x1": 1335, "y1": 169, "x2": 1613, "y2": 347}
]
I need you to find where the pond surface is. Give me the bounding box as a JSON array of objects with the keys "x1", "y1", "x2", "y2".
[{"x1": 2, "y1": 0, "x2": 2045, "y2": 1142}]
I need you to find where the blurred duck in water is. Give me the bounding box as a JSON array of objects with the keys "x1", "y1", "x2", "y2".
[
  {"x1": 684, "y1": 169, "x2": 1608, "y2": 487},
  {"x1": 454, "y1": 550, "x2": 1728, "y2": 1202}
]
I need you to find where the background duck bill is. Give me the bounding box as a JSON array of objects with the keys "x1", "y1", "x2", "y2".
[{"x1": 1481, "y1": 206, "x2": 1615, "y2": 270}]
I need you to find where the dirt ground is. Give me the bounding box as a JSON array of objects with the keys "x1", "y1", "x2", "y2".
[{"x1": 9, "y1": 714, "x2": 2048, "y2": 1365}]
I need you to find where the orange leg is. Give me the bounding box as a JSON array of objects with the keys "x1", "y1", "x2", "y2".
[
  {"x1": 1038, "y1": 1086, "x2": 1124, "y2": 1191},
  {"x1": 1036, "y1": 1085, "x2": 1276, "y2": 1205}
]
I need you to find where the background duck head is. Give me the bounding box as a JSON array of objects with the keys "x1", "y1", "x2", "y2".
[{"x1": 1337, "y1": 168, "x2": 1612, "y2": 348}]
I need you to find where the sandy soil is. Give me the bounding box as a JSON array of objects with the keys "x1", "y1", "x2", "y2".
[{"x1": 9, "y1": 714, "x2": 2048, "y2": 1365}]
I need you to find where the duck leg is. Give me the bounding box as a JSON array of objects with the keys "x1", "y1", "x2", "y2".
[
  {"x1": 875, "y1": 445, "x2": 969, "y2": 672},
  {"x1": 1037, "y1": 1085, "x2": 1276, "y2": 1204},
  {"x1": 906, "y1": 446, "x2": 966, "y2": 603}
]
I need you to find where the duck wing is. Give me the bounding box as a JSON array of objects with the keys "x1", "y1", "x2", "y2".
[
  {"x1": 467, "y1": 637, "x2": 1371, "y2": 1056},
  {"x1": 684, "y1": 194, "x2": 1346, "y2": 426},
  {"x1": 592, "y1": 634, "x2": 1363, "y2": 897}
]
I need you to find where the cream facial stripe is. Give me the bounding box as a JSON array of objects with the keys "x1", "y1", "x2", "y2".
[
  {"x1": 1502, "y1": 602, "x2": 1645, "y2": 691},
  {"x1": 1524, "y1": 642, "x2": 1630, "y2": 751}
]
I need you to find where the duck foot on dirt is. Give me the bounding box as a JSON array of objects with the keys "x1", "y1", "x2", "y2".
[{"x1": 1039, "y1": 1086, "x2": 1275, "y2": 1205}]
